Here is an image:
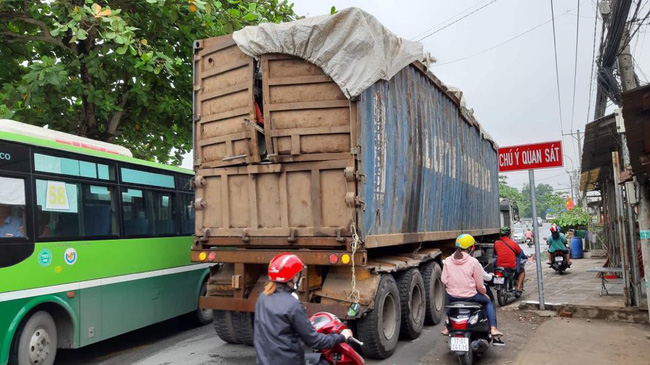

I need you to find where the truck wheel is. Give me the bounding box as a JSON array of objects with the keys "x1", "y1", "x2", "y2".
[
  {"x1": 232, "y1": 312, "x2": 254, "y2": 346},
  {"x1": 357, "y1": 274, "x2": 401, "y2": 359},
  {"x1": 397, "y1": 268, "x2": 425, "y2": 339},
  {"x1": 10, "y1": 311, "x2": 58, "y2": 365},
  {"x1": 422, "y1": 261, "x2": 445, "y2": 325},
  {"x1": 195, "y1": 282, "x2": 213, "y2": 325},
  {"x1": 212, "y1": 310, "x2": 239, "y2": 344}
]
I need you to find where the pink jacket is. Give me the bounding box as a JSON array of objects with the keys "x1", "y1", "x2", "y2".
[{"x1": 441, "y1": 252, "x2": 486, "y2": 298}]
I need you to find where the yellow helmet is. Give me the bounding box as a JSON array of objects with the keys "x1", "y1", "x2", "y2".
[{"x1": 455, "y1": 234, "x2": 476, "y2": 249}]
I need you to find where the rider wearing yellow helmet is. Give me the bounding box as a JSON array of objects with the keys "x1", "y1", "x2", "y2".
[{"x1": 441, "y1": 234, "x2": 503, "y2": 337}]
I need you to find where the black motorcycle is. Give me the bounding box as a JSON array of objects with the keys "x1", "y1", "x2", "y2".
[
  {"x1": 492, "y1": 267, "x2": 520, "y2": 307},
  {"x1": 445, "y1": 301, "x2": 498, "y2": 365},
  {"x1": 549, "y1": 250, "x2": 569, "y2": 274}
]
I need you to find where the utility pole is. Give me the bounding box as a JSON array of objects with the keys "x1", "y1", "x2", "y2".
[{"x1": 617, "y1": 29, "x2": 642, "y2": 307}]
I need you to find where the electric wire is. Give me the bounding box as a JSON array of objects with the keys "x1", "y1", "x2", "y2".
[
  {"x1": 570, "y1": 0, "x2": 581, "y2": 157},
  {"x1": 550, "y1": 0, "x2": 565, "y2": 134},
  {"x1": 410, "y1": 0, "x2": 499, "y2": 41},
  {"x1": 416, "y1": 0, "x2": 500, "y2": 41}
]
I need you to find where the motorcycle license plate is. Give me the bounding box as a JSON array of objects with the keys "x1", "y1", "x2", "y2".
[
  {"x1": 555, "y1": 257, "x2": 564, "y2": 262},
  {"x1": 450, "y1": 337, "x2": 469, "y2": 352},
  {"x1": 493, "y1": 277, "x2": 505, "y2": 285}
]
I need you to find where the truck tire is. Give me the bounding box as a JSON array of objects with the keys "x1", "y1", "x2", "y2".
[
  {"x1": 422, "y1": 261, "x2": 445, "y2": 325},
  {"x1": 357, "y1": 274, "x2": 401, "y2": 359},
  {"x1": 397, "y1": 268, "x2": 425, "y2": 339},
  {"x1": 212, "y1": 310, "x2": 239, "y2": 344},
  {"x1": 194, "y1": 282, "x2": 213, "y2": 325},
  {"x1": 232, "y1": 311, "x2": 255, "y2": 346},
  {"x1": 10, "y1": 311, "x2": 58, "y2": 365}
]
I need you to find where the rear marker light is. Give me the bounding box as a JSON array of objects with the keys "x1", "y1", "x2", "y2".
[
  {"x1": 329, "y1": 253, "x2": 339, "y2": 264},
  {"x1": 208, "y1": 252, "x2": 216, "y2": 262},
  {"x1": 199, "y1": 252, "x2": 207, "y2": 261},
  {"x1": 340, "y1": 254, "x2": 351, "y2": 264}
]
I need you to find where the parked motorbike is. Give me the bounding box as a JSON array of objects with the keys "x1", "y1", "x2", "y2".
[
  {"x1": 305, "y1": 312, "x2": 364, "y2": 365},
  {"x1": 445, "y1": 301, "x2": 499, "y2": 365},
  {"x1": 548, "y1": 251, "x2": 569, "y2": 274},
  {"x1": 492, "y1": 267, "x2": 520, "y2": 307}
]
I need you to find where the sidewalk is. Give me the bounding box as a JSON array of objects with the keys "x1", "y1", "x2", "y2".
[
  {"x1": 513, "y1": 316, "x2": 650, "y2": 365},
  {"x1": 516, "y1": 257, "x2": 648, "y2": 322}
]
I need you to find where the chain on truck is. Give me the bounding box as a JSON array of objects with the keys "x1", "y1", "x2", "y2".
[{"x1": 189, "y1": 8, "x2": 501, "y2": 360}]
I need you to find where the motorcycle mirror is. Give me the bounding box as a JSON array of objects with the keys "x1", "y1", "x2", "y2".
[
  {"x1": 347, "y1": 302, "x2": 360, "y2": 317},
  {"x1": 543, "y1": 237, "x2": 548, "y2": 241}
]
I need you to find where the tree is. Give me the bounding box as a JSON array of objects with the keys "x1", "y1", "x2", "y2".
[
  {"x1": 520, "y1": 183, "x2": 565, "y2": 219},
  {"x1": 0, "y1": 0, "x2": 296, "y2": 164}
]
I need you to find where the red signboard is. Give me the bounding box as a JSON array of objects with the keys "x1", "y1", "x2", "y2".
[{"x1": 498, "y1": 141, "x2": 563, "y2": 172}]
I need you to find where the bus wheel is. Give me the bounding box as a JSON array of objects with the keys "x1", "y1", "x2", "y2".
[
  {"x1": 357, "y1": 274, "x2": 400, "y2": 359},
  {"x1": 397, "y1": 268, "x2": 426, "y2": 339},
  {"x1": 11, "y1": 311, "x2": 58, "y2": 365},
  {"x1": 422, "y1": 261, "x2": 445, "y2": 325},
  {"x1": 195, "y1": 282, "x2": 213, "y2": 325}
]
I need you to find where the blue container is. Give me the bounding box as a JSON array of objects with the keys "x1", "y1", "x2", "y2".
[{"x1": 571, "y1": 236, "x2": 583, "y2": 259}]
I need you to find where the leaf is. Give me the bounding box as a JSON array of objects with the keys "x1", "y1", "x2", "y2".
[
  {"x1": 243, "y1": 13, "x2": 257, "y2": 21},
  {"x1": 76, "y1": 29, "x2": 88, "y2": 40},
  {"x1": 116, "y1": 45, "x2": 128, "y2": 55},
  {"x1": 330, "y1": 6, "x2": 336, "y2": 15},
  {"x1": 91, "y1": 3, "x2": 101, "y2": 15},
  {"x1": 140, "y1": 39, "x2": 148, "y2": 46},
  {"x1": 228, "y1": 8, "x2": 241, "y2": 18},
  {"x1": 141, "y1": 52, "x2": 153, "y2": 62}
]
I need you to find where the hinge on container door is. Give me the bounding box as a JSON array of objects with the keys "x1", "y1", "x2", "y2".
[
  {"x1": 193, "y1": 198, "x2": 206, "y2": 210},
  {"x1": 241, "y1": 228, "x2": 251, "y2": 244},
  {"x1": 351, "y1": 146, "x2": 361, "y2": 161},
  {"x1": 199, "y1": 228, "x2": 210, "y2": 243},
  {"x1": 192, "y1": 175, "x2": 206, "y2": 189},
  {"x1": 344, "y1": 167, "x2": 367, "y2": 183},
  {"x1": 345, "y1": 192, "x2": 366, "y2": 211}
]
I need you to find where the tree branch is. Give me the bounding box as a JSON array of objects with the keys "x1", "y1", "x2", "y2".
[
  {"x1": 106, "y1": 85, "x2": 130, "y2": 139},
  {"x1": 0, "y1": 12, "x2": 75, "y2": 52}
]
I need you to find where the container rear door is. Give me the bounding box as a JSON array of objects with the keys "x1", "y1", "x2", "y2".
[
  {"x1": 261, "y1": 55, "x2": 353, "y2": 163},
  {"x1": 193, "y1": 35, "x2": 261, "y2": 168}
]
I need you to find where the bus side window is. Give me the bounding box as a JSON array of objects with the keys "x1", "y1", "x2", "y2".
[
  {"x1": 180, "y1": 193, "x2": 194, "y2": 235},
  {"x1": 122, "y1": 188, "x2": 176, "y2": 236},
  {"x1": 0, "y1": 175, "x2": 33, "y2": 268}
]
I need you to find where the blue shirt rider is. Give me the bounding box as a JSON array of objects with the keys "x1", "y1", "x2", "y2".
[{"x1": 0, "y1": 204, "x2": 25, "y2": 238}]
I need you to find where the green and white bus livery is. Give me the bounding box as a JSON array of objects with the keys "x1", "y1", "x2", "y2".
[{"x1": 0, "y1": 120, "x2": 210, "y2": 365}]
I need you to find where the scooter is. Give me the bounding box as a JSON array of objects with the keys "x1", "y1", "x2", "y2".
[
  {"x1": 305, "y1": 312, "x2": 364, "y2": 365},
  {"x1": 445, "y1": 301, "x2": 497, "y2": 365},
  {"x1": 492, "y1": 267, "x2": 521, "y2": 307},
  {"x1": 525, "y1": 238, "x2": 533, "y2": 248},
  {"x1": 548, "y1": 251, "x2": 569, "y2": 274}
]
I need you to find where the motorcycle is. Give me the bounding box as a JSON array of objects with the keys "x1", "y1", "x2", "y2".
[
  {"x1": 525, "y1": 238, "x2": 533, "y2": 248},
  {"x1": 445, "y1": 301, "x2": 499, "y2": 365},
  {"x1": 492, "y1": 267, "x2": 520, "y2": 307},
  {"x1": 306, "y1": 312, "x2": 364, "y2": 365},
  {"x1": 549, "y1": 250, "x2": 569, "y2": 274}
]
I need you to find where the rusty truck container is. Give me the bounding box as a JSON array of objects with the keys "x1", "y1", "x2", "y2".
[{"x1": 191, "y1": 12, "x2": 499, "y2": 359}]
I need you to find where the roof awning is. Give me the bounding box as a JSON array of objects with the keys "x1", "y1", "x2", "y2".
[
  {"x1": 580, "y1": 113, "x2": 619, "y2": 192},
  {"x1": 621, "y1": 84, "x2": 650, "y2": 182}
]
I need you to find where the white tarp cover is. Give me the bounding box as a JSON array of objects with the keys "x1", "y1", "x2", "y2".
[
  {"x1": 0, "y1": 177, "x2": 25, "y2": 205},
  {"x1": 233, "y1": 7, "x2": 423, "y2": 98}
]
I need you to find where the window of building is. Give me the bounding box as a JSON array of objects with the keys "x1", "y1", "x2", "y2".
[
  {"x1": 121, "y1": 189, "x2": 176, "y2": 236},
  {"x1": 35, "y1": 179, "x2": 118, "y2": 238}
]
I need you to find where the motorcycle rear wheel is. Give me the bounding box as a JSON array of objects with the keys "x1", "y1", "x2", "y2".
[
  {"x1": 496, "y1": 289, "x2": 508, "y2": 307},
  {"x1": 458, "y1": 348, "x2": 474, "y2": 365}
]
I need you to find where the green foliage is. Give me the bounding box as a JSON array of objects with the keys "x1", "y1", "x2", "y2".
[
  {"x1": 552, "y1": 207, "x2": 589, "y2": 231},
  {"x1": 499, "y1": 175, "x2": 523, "y2": 202},
  {"x1": 0, "y1": 0, "x2": 296, "y2": 164},
  {"x1": 499, "y1": 176, "x2": 565, "y2": 219}
]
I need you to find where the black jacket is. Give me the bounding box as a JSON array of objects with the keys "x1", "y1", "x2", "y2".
[{"x1": 254, "y1": 284, "x2": 345, "y2": 365}]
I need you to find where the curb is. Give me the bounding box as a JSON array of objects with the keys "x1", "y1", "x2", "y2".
[{"x1": 518, "y1": 301, "x2": 649, "y2": 323}]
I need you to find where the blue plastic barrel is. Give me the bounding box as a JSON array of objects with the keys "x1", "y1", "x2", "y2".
[{"x1": 571, "y1": 236, "x2": 583, "y2": 259}]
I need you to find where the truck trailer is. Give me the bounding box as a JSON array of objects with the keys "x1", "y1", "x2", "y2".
[{"x1": 190, "y1": 8, "x2": 500, "y2": 359}]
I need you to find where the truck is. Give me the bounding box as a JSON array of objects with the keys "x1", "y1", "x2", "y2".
[{"x1": 190, "y1": 8, "x2": 500, "y2": 359}]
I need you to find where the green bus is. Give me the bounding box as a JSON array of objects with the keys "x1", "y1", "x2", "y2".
[{"x1": 0, "y1": 119, "x2": 211, "y2": 365}]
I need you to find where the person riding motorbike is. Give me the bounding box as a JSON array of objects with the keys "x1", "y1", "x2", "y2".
[
  {"x1": 254, "y1": 253, "x2": 353, "y2": 365},
  {"x1": 524, "y1": 228, "x2": 533, "y2": 243},
  {"x1": 441, "y1": 234, "x2": 503, "y2": 337},
  {"x1": 547, "y1": 224, "x2": 571, "y2": 267},
  {"x1": 493, "y1": 226, "x2": 527, "y2": 293}
]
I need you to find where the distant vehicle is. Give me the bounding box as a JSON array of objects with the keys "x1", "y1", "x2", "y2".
[
  {"x1": 537, "y1": 217, "x2": 543, "y2": 227},
  {"x1": 0, "y1": 119, "x2": 210, "y2": 365},
  {"x1": 512, "y1": 228, "x2": 525, "y2": 243},
  {"x1": 545, "y1": 213, "x2": 557, "y2": 221}
]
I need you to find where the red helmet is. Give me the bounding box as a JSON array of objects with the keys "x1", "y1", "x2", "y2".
[
  {"x1": 550, "y1": 224, "x2": 560, "y2": 233},
  {"x1": 268, "y1": 253, "x2": 304, "y2": 283}
]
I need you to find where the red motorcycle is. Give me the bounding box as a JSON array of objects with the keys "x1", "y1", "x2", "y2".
[{"x1": 306, "y1": 312, "x2": 365, "y2": 365}]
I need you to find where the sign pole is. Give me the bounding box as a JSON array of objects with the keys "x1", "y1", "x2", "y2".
[{"x1": 529, "y1": 169, "x2": 545, "y2": 310}]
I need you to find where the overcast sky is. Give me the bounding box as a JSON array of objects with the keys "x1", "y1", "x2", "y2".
[{"x1": 184, "y1": 0, "x2": 650, "y2": 195}]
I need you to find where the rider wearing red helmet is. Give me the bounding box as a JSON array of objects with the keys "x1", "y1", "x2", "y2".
[
  {"x1": 548, "y1": 224, "x2": 571, "y2": 266},
  {"x1": 254, "y1": 253, "x2": 352, "y2": 365}
]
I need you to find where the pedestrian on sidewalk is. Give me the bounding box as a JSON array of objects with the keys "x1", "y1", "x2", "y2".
[{"x1": 441, "y1": 234, "x2": 503, "y2": 337}]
